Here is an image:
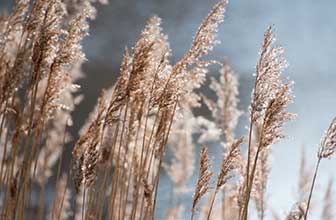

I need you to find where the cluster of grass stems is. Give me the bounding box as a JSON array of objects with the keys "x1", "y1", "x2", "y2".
[{"x1": 0, "y1": 0, "x2": 334, "y2": 220}]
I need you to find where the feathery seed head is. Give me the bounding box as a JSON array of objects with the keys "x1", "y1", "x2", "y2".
[
  {"x1": 216, "y1": 137, "x2": 243, "y2": 188},
  {"x1": 192, "y1": 145, "x2": 213, "y2": 214},
  {"x1": 318, "y1": 117, "x2": 336, "y2": 159}
]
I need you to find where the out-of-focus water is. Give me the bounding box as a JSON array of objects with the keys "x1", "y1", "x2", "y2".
[{"x1": 1, "y1": 0, "x2": 336, "y2": 219}]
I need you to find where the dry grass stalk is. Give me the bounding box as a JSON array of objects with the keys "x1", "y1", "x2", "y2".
[
  {"x1": 197, "y1": 62, "x2": 243, "y2": 220},
  {"x1": 318, "y1": 117, "x2": 336, "y2": 159},
  {"x1": 206, "y1": 137, "x2": 243, "y2": 220},
  {"x1": 221, "y1": 183, "x2": 241, "y2": 219},
  {"x1": 252, "y1": 148, "x2": 270, "y2": 220},
  {"x1": 1, "y1": 0, "x2": 335, "y2": 220},
  {"x1": 72, "y1": 94, "x2": 106, "y2": 191},
  {"x1": 49, "y1": 175, "x2": 71, "y2": 220},
  {"x1": 202, "y1": 64, "x2": 242, "y2": 143},
  {"x1": 1, "y1": 0, "x2": 92, "y2": 219},
  {"x1": 304, "y1": 117, "x2": 336, "y2": 220},
  {"x1": 0, "y1": 0, "x2": 92, "y2": 219},
  {"x1": 191, "y1": 145, "x2": 213, "y2": 220},
  {"x1": 240, "y1": 26, "x2": 295, "y2": 220},
  {"x1": 286, "y1": 202, "x2": 306, "y2": 220},
  {"x1": 217, "y1": 138, "x2": 243, "y2": 189}
]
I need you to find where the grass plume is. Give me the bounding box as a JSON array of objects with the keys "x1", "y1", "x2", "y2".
[{"x1": 0, "y1": 1, "x2": 334, "y2": 220}]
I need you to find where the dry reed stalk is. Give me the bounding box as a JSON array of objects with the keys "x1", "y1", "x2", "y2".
[
  {"x1": 0, "y1": 0, "x2": 92, "y2": 218},
  {"x1": 150, "y1": 2, "x2": 228, "y2": 218},
  {"x1": 105, "y1": 108, "x2": 130, "y2": 220},
  {"x1": 286, "y1": 202, "x2": 306, "y2": 220},
  {"x1": 1, "y1": 0, "x2": 226, "y2": 218},
  {"x1": 100, "y1": 0, "x2": 227, "y2": 216},
  {"x1": 221, "y1": 184, "x2": 240, "y2": 220},
  {"x1": 122, "y1": 18, "x2": 169, "y2": 219},
  {"x1": 49, "y1": 175, "x2": 71, "y2": 220},
  {"x1": 11, "y1": 0, "x2": 51, "y2": 215},
  {"x1": 252, "y1": 147, "x2": 269, "y2": 220},
  {"x1": 149, "y1": 105, "x2": 177, "y2": 219},
  {"x1": 0, "y1": 0, "x2": 30, "y2": 106},
  {"x1": 191, "y1": 145, "x2": 213, "y2": 220},
  {"x1": 94, "y1": 50, "x2": 130, "y2": 220},
  {"x1": 240, "y1": 26, "x2": 295, "y2": 220},
  {"x1": 206, "y1": 138, "x2": 243, "y2": 220},
  {"x1": 4, "y1": 1, "x2": 335, "y2": 220},
  {"x1": 95, "y1": 15, "x2": 170, "y2": 220},
  {"x1": 304, "y1": 117, "x2": 336, "y2": 220},
  {"x1": 198, "y1": 62, "x2": 242, "y2": 220},
  {"x1": 202, "y1": 64, "x2": 242, "y2": 143},
  {"x1": 72, "y1": 89, "x2": 106, "y2": 208},
  {"x1": 19, "y1": 1, "x2": 65, "y2": 219}
]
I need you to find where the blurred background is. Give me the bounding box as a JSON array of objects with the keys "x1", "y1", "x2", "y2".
[{"x1": 1, "y1": 0, "x2": 336, "y2": 219}]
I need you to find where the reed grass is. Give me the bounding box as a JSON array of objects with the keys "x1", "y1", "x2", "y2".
[{"x1": 0, "y1": 0, "x2": 334, "y2": 220}]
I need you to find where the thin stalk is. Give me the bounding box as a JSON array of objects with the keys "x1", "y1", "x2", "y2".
[
  {"x1": 4, "y1": 118, "x2": 21, "y2": 218},
  {"x1": 95, "y1": 103, "x2": 120, "y2": 220},
  {"x1": 111, "y1": 104, "x2": 130, "y2": 220},
  {"x1": 303, "y1": 157, "x2": 321, "y2": 220},
  {"x1": 131, "y1": 108, "x2": 160, "y2": 220},
  {"x1": 55, "y1": 119, "x2": 69, "y2": 185},
  {"x1": 0, "y1": 107, "x2": 11, "y2": 189},
  {"x1": 16, "y1": 65, "x2": 44, "y2": 220},
  {"x1": 27, "y1": 123, "x2": 46, "y2": 220},
  {"x1": 120, "y1": 118, "x2": 143, "y2": 220},
  {"x1": 51, "y1": 121, "x2": 68, "y2": 220},
  {"x1": 130, "y1": 68, "x2": 160, "y2": 220},
  {"x1": 57, "y1": 177, "x2": 69, "y2": 220},
  {"x1": 239, "y1": 116, "x2": 253, "y2": 220},
  {"x1": 151, "y1": 102, "x2": 178, "y2": 219},
  {"x1": 191, "y1": 211, "x2": 195, "y2": 220},
  {"x1": 118, "y1": 103, "x2": 138, "y2": 219},
  {"x1": 139, "y1": 111, "x2": 167, "y2": 220},
  {"x1": 0, "y1": 98, "x2": 9, "y2": 151},
  {"x1": 239, "y1": 61, "x2": 259, "y2": 220},
  {"x1": 97, "y1": 111, "x2": 122, "y2": 220},
  {"x1": 37, "y1": 183, "x2": 46, "y2": 220},
  {"x1": 241, "y1": 145, "x2": 262, "y2": 220},
  {"x1": 221, "y1": 188, "x2": 226, "y2": 220},
  {"x1": 82, "y1": 188, "x2": 86, "y2": 220},
  {"x1": 107, "y1": 100, "x2": 130, "y2": 220},
  {"x1": 207, "y1": 189, "x2": 219, "y2": 220}
]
